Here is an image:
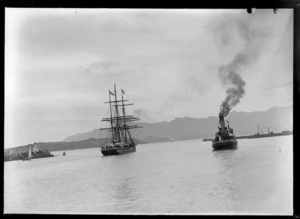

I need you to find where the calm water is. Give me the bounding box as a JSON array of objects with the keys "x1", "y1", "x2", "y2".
[{"x1": 4, "y1": 136, "x2": 293, "y2": 215}]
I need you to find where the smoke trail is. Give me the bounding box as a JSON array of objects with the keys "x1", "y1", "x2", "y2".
[
  {"x1": 215, "y1": 15, "x2": 271, "y2": 117},
  {"x1": 219, "y1": 52, "x2": 247, "y2": 117}
]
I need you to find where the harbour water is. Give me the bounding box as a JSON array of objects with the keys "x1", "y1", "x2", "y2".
[{"x1": 4, "y1": 136, "x2": 293, "y2": 215}]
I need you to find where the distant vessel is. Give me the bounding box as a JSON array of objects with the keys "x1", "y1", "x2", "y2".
[
  {"x1": 204, "y1": 124, "x2": 292, "y2": 142},
  {"x1": 212, "y1": 112, "x2": 237, "y2": 150},
  {"x1": 236, "y1": 126, "x2": 293, "y2": 139},
  {"x1": 100, "y1": 84, "x2": 142, "y2": 156}
]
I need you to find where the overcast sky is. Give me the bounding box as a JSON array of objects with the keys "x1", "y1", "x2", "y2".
[{"x1": 5, "y1": 9, "x2": 293, "y2": 148}]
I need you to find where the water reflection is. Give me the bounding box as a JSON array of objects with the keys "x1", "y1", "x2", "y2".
[
  {"x1": 211, "y1": 146, "x2": 281, "y2": 214},
  {"x1": 5, "y1": 138, "x2": 291, "y2": 214},
  {"x1": 111, "y1": 175, "x2": 140, "y2": 213},
  {"x1": 103, "y1": 154, "x2": 141, "y2": 213},
  {"x1": 210, "y1": 149, "x2": 239, "y2": 212}
]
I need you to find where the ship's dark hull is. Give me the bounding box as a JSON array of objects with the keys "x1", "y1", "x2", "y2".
[
  {"x1": 212, "y1": 139, "x2": 238, "y2": 151},
  {"x1": 101, "y1": 146, "x2": 136, "y2": 156}
]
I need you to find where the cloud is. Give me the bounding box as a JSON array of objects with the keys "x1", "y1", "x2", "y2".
[
  {"x1": 159, "y1": 73, "x2": 209, "y2": 121},
  {"x1": 97, "y1": 12, "x2": 159, "y2": 35},
  {"x1": 267, "y1": 81, "x2": 293, "y2": 90},
  {"x1": 79, "y1": 60, "x2": 115, "y2": 75},
  {"x1": 133, "y1": 108, "x2": 154, "y2": 122},
  {"x1": 5, "y1": 9, "x2": 293, "y2": 147}
]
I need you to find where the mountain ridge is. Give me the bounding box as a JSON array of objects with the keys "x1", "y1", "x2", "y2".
[
  {"x1": 5, "y1": 106, "x2": 292, "y2": 153},
  {"x1": 62, "y1": 105, "x2": 293, "y2": 142}
]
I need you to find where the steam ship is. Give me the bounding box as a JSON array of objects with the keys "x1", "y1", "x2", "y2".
[
  {"x1": 212, "y1": 112, "x2": 238, "y2": 150},
  {"x1": 100, "y1": 84, "x2": 142, "y2": 156}
]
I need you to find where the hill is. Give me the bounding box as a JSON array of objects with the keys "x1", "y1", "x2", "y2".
[
  {"x1": 62, "y1": 105, "x2": 293, "y2": 142},
  {"x1": 7, "y1": 106, "x2": 292, "y2": 153}
]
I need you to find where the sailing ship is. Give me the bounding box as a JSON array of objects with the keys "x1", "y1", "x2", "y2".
[
  {"x1": 212, "y1": 112, "x2": 238, "y2": 150},
  {"x1": 100, "y1": 84, "x2": 142, "y2": 156}
]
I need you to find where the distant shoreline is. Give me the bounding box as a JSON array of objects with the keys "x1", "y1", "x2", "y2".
[{"x1": 203, "y1": 131, "x2": 293, "y2": 141}]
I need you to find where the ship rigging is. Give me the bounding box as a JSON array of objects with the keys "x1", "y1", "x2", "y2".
[{"x1": 100, "y1": 84, "x2": 142, "y2": 156}]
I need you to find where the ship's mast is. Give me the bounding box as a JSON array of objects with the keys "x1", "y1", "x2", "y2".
[
  {"x1": 114, "y1": 84, "x2": 121, "y2": 142},
  {"x1": 100, "y1": 85, "x2": 142, "y2": 145},
  {"x1": 108, "y1": 90, "x2": 115, "y2": 142},
  {"x1": 121, "y1": 89, "x2": 128, "y2": 143}
]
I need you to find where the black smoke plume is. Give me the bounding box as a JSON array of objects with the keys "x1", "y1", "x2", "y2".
[
  {"x1": 219, "y1": 53, "x2": 247, "y2": 117},
  {"x1": 215, "y1": 15, "x2": 271, "y2": 117}
]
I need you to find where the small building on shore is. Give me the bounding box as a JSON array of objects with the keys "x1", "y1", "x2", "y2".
[{"x1": 32, "y1": 142, "x2": 39, "y2": 153}]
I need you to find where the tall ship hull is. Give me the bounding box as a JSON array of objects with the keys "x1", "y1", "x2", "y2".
[
  {"x1": 101, "y1": 143, "x2": 136, "y2": 156},
  {"x1": 100, "y1": 84, "x2": 142, "y2": 156}
]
